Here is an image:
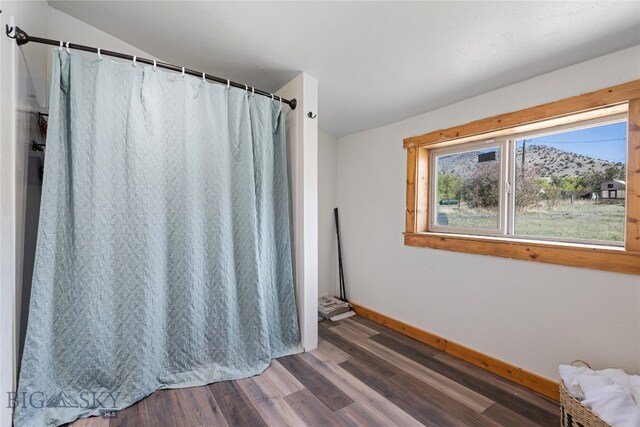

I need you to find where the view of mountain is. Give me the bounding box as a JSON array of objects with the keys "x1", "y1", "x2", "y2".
[{"x1": 438, "y1": 144, "x2": 625, "y2": 179}]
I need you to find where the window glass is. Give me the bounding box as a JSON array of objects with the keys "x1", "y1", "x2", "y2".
[
  {"x1": 434, "y1": 146, "x2": 501, "y2": 231},
  {"x1": 513, "y1": 121, "x2": 627, "y2": 244}
]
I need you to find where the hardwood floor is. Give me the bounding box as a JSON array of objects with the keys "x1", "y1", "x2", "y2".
[{"x1": 68, "y1": 315, "x2": 559, "y2": 426}]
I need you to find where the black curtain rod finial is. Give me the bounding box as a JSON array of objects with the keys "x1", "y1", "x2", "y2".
[
  {"x1": 13, "y1": 26, "x2": 29, "y2": 46},
  {"x1": 5, "y1": 26, "x2": 29, "y2": 45}
]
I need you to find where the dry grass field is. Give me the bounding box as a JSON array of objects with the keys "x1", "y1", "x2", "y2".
[{"x1": 437, "y1": 201, "x2": 624, "y2": 244}]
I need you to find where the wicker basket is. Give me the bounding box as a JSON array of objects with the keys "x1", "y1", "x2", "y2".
[{"x1": 560, "y1": 382, "x2": 611, "y2": 427}]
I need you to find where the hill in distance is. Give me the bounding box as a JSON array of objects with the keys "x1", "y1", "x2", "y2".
[{"x1": 438, "y1": 144, "x2": 624, "y2": 179}]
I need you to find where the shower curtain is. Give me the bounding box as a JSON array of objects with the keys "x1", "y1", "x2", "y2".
[{"x1": 14, "y1": 51, "x2": 302, "y2": 427}]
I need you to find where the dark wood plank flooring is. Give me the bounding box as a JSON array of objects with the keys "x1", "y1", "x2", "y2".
[{"x1": 68, "y1": 315, "x2": 559, "y2": 426}]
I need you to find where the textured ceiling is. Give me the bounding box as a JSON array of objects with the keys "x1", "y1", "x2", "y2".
[{"x1": 48, "y1": 1, "x2": 640, "y2": 137}]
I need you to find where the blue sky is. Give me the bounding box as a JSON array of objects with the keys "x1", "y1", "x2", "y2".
[{"x1": 517, "y1": 121, "x2": 627, "y2": 163}]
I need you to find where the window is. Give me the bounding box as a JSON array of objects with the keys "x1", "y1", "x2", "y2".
[
  {"x1": 430, "y1": 115, "x2": 627, "y2": 246},
  {"x1": 403, "y1": 80, "x2": 640, "y2": 275},
  {"x1": 432, "y1": 142, "x2": 505, "y2": 233}
]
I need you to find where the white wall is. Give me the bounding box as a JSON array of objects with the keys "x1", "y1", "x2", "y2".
[
  {"x1": 47, "y1": 7, "x2": 156, "y2": 60},
  {"x1": 318, "y1": 128, "x2": 338, "y2": 297},
  {"x1": 278, "y1": 73, "x2": 319, "y2": 351},
  {"x1": 337, "y1": 45, "x2": 640, "y2": 381}
]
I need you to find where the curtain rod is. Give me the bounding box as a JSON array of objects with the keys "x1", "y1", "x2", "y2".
[{"x1": 5, "y1": 25, "x2": 298, "y2": 110}]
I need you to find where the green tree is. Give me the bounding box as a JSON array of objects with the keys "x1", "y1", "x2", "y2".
[
  {"x1": 580, "y1": 170, "x2": 605, "y2": 194},
  {"x1": 540, "y1": 178, "x2": 562, "y2": 208},
  {"x1": 549, "y1": 175, "x2": 563, "y2": 188},
  {"x1": 562, "y1": 176, "x2": 586, "y2": 204},
  {"x1": 605, "y1": 164, "x2": 626, "y2": 181},
  {"x1": 437, "y1": 173, "x2": 463, "y2": 201},
  {"x1": 461, "y1": 163, "x2": 499, "y2": 208}
]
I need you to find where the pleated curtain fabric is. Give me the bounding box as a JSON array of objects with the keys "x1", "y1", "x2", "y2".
[{"x1": 14, "y1": 51, "x2": 302, "y2": 427}]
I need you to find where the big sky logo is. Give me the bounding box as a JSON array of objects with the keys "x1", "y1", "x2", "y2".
[{"x1": 8, "y1": 390, "x2": 120, "y2": 410}]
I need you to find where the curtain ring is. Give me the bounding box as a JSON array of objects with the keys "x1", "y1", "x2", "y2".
[
  {"x1": 279, "y1": 96, "x2": 282, "y2": 106},
  {"x1": 202, "y1": 72, "x2": 206, "y2": 82},
  {"x1": 181, "y1": 67, "x2": 185, "y2": 78},
  {"x1": 244, "y1": 84, "x2": 248, "y2": 93},
  {"x1": 97, "y1": 48, "x2": 102, "y2": 61},
  {"x1": 132, "y1": 55, "x2": 136, "y2": 67},
  {"x1": 58, "y1": 40, "x2": 63, "y2": 52},
  {"x1": 271, "y1": 94, "x2": 274, "y2": 102},
  {"x1": 65, "y1": 42, "x2": 70, "y2": 54},
  {"x1": 251, "y1": 87, "x2": 255, "y2": 97},
  {"x1": 153, "y1": 60, "x2": 157, "y2": 71},
  {"x1": 226, "y1": 79, "x2": 230, "y2": 90}
]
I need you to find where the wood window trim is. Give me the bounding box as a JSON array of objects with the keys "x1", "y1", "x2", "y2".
[{"x1": 404, "y1": 80, "x2": 640, "y2": 275}]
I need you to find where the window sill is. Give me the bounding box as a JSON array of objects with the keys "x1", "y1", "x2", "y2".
[{"x1": 404, "y1": 232, "x2": 640, "y2": 275}]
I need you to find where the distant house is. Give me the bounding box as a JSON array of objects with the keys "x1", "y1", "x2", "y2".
[{"x1": 600, "y1": 180, "x2": 626, "y2": 200}]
